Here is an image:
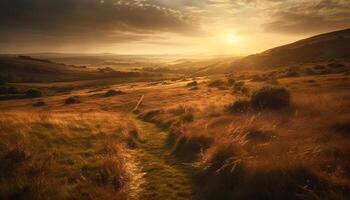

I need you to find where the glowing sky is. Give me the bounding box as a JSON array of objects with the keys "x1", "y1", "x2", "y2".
[{"x1": 0, "y1": 0, "x2": 349, "y2": 55}]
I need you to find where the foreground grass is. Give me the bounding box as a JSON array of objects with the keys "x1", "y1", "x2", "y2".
[
  {"x1": 138, "y1": 74, "x2": 350, "y2": 200},
  {"x1": 0, "y1": 111, "x2": 139, "y2": 200}
]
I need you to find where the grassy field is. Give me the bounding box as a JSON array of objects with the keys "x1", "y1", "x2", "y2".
[{"x1": 0, "y1": 60, "x2": 349, "y2": 200}]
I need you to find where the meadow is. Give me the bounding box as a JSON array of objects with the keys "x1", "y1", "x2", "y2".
[{"x1": 1, "y1": 59, "x2": 349, "y2": 199}]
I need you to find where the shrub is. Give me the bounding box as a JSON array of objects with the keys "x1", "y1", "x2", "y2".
[
  {"x1": 208, "y1": 80, "x2": 225, "y2": 88},
  {"x1": 33, "y1": 100, "x2": 46, "y2": 107},
  {"x1": 234, "y1": 81, "x2": 245, "y2": 90},
  {"x1": 181, "y1": 113, "x2": 194, "y2": 123},
  {"x1": 104, "y1": 89, "x2": 126, "y2": 97},
  {"x1": 25, "y1": 88, "x2": 42, "y2": 98},
  {"x1": 227, "y1": 78, "x2": 235, "y2": 86},
  {"x1": 328, "y1": 63, "x2": 346, "y2": 69},
  {"x1": 227, "y1": 99, "x2": 250, "y2": 113},
  {"x1": 233, "y1": 81, "x2": 249, "y2": 95},
  {"x1": 186, "y1": 81, "x2": 198, "y2": 87},
  {"x1": 64, "y1": 96, "x2": 80, "y2": 105},
  {"x1": 250, "y1": 87, "x2": 291, "y2": 110}
]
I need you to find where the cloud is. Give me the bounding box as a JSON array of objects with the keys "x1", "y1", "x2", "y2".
[
  {"x1": 0, "y1": 0, "x2": 201, "y2": 45},
  {"x1": 264, "y1": 0, "x2": 350, "y2": 34}
]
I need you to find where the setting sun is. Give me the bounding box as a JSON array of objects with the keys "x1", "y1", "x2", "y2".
[{"x1": 224, "y1": 33, "x2": 238, "y2": 44}]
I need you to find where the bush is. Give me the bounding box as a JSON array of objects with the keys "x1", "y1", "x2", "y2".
[
  {"x1": 25, "y1": 88, "x2": 42, "y2": 98},
  {"x1": 233, "y1": 81, "x2": 249, "y2": 95},
  {"x1": 181, "y1": 113, "x2": 194, "y2": 123},
  {"x1": 208, "y1": 80, "x2": 225, "y2": 88},
  {"x1": 33, "y1": 100, "x2": 46, "y2": 107},
  {"x1": 227, "y1": 78, "x2": 235, "y2": 86},
  {"x1": 186, "y1": 81, "x2": 198, "y2": 87},
  {"x1": 250, "y1": 87, "x2": 291, "y2": 110},
  {"x1": 104, "y1": 89, "x2": 126, "y2": 97},
  {"x1": 328, "y1": 63, "x2": 346, "y2": 69},
  {"x1": 65, "y1": 96, "x2": 80, "y2": 105},
  {"x1": 227, "y1": 99, "x2": 250, "y2": 113}
]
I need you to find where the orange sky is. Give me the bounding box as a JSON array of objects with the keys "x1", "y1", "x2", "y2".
[{"x1": 0, "y1": 0, "x2": 349, "y2": 55}]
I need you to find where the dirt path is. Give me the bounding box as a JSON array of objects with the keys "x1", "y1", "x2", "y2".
[{"x1": 129, "y1": 117, "x2": 195, "y2": 200}]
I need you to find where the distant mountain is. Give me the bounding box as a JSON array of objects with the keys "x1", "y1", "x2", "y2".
[
  {"x1": 0, "y1": 55, "x2": 143, "y2": 82},
  {"x1": 197, "y1": 28, "x2": 350, "y2": 74}
]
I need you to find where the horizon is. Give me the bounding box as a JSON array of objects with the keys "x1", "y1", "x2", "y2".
[
  {"x1": 1, "y1": 0, "x2": 349, "y2": 55},
  {"x1": 1, "y1": 27, "x2": 348, "y2": 57}
]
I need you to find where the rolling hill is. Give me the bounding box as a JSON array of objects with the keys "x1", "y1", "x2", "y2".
[
  {"x1": 0, "y1": 55, "x2": 151, "y2": 83},
  {"x1": 197, "y1": 28, "x2": 350, "y2": 74}
]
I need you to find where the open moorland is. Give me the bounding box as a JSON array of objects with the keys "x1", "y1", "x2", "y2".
[{"x1": 1, "y1": 29, "x2": 350, "y2": 200}]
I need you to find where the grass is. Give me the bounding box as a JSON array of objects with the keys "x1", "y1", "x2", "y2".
[
  {"x1": 0, "y1": 111, "x2": 139, "y2": 200},
  {"x1": 136, "y1": 72, "x2": 350, "y2": 199},
  {"x1": 1, "y1": 64, "x2": 349, "y2": 200}
]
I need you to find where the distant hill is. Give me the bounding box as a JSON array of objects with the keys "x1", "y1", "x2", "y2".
[
  {"x1": 0, "y1": 55, "x2": 146, "y2": 82},
  {"x1": 234, "y1": 28, "x2": 350, "y2": 69},
  {"x1": 197, "y1": 28, "x2": 350, "y2": 74}
]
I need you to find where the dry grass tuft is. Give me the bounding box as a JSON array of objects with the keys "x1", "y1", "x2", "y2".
[{"x1": 64, "y1": 96, "x2": 80, "y2": 105}]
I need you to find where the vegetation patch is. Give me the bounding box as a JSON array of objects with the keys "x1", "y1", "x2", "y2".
[
  {"x1": 25, "y1": 88, "x2": 42, "y2": 98},
  {"x1": 64, "y1": 96, "x2": 80, "y2": 105},
  {"x1": 227, "y1": 99, "x2": 250, "y2": 113},
  {"x1": 250, "y1": 87, "x2": 291, "y2": 110},
  {"x1": 196, "y1": 143, "x2": 334, "y2": 200},
  {"x1": 208, "y1": 80, "x2": 226, "y2": 88},
  {"x1": 104, "y1": 89, "x2": 126, "y2": 97},
  {"x1": 32, "y1": 100, "x2": 46, "y2": 107},
  {"x1": 186, "y1": 81, "x2": 198, "y2": 87}
]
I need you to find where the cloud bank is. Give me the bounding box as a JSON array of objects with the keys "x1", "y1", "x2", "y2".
[{"x1": 0, "y1": 0, "x2": 200, "y2": 45}]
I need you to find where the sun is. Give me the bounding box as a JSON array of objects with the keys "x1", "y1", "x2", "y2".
[{"x1": 224, "y1": 33, "x2": 238, "y2": 44}]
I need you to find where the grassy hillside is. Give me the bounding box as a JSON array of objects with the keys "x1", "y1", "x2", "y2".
[
  {"x1": 233, "y1": 28, "x2": 350, "y2": 69},
  {"x1": 197, "y1": 28, "x2": 350, "y2": 75},
  {"x1": 0, "y1": 55, "x2": 158, "y2": 83}
]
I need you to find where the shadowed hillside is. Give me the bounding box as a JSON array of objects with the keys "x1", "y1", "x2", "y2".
[{"x1": 0, "y1": 55, "x2": 153, "y2": 83}]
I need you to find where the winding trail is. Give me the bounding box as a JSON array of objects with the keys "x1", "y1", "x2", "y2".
[{"x1": 129, "y1": 117, "x2": 195, "y2": 200}]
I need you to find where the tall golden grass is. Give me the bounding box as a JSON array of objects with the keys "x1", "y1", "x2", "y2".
[
  {"x1": 0, "y1": 111, "x2": 140, "y2": 200},
  {"x1": 139, "y1": 81, "x2": 350, "y2": 199}
]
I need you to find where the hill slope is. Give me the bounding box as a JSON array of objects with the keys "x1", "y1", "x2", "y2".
[
  {"x1": 197, "y1": 28, "x2": 350, "y2": 74},
  {"x1": 236, "y1": 28, "x2": 350, "y2": 68},
  {"x1": 0, "y1": 55, "x2": 149, "y2": 83}
]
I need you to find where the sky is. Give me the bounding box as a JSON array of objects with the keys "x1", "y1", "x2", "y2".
[{"x1": 0, "y1": 0, "x2": 349, "y2": 55}]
